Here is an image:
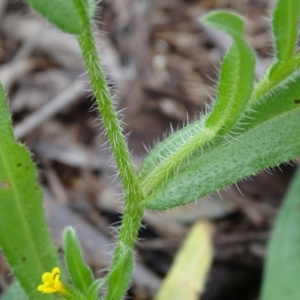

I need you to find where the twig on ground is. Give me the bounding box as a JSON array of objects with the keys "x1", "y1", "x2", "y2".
[{"x1": 14, "y1": 79, "x2": 88, "y2": 139}]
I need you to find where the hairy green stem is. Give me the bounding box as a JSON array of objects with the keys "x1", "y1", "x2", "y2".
[{"x1": 72, "y1": 0, "x2": 144, "y2": 298}]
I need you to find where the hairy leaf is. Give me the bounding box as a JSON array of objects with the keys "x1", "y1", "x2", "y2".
[
  {"x1": 87, "y1": 278, "x2": 106, "y2": 300},
  {"x1": 267, "y1": 0, "x2": 300, "y2": 83},
  {"x1": 63, "y1": 227, "x2": 94, "y2": 295},
  {"x1": 261, "y1": 167, "x2": 300, "y2": 300},
  {"x1": 105, "y1": 245, "x2": 134, "y2": 300},
  {"x1": 143, "y1": 72, "x2": 300, "y2": 210},
  {"x1": 139, "y1": 11, "x2": 255, "y2": 196},
  {"x1": 0, "y1": 84, "x2": 59, "y2": 299},
  {"x1": 202, "y1": 11, "x2": 255, "y2": 135},
  {"x1": 138, "y1": 118, "x2": 205, "y2": 183},
  {"x1": 25, "y1": 0, "x2": 83, "y2": 34},
  {"x1": 272, "y1": 0, "x2": 300, "y2": 62}
]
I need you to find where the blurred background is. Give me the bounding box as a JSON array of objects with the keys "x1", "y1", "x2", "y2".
[{"x1": 0, "y1": 0, "x2": 296, "y2": 299}]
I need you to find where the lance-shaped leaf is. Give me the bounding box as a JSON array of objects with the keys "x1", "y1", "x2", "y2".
[
  {"x1": 63, "y1": 227, "x2": 94, "y2": 295},
  {"x1": 261, "y1": 167, "x2": 300, "y2": 300},
  {"x1": 25, "y1": 0, "x2": 83, "y2": 34},
  {"x1": 0, "y1": 84, "x2": 60, "y2": 299},
  {"x1": 266, "y1": 0, "x2": 300, "y2": 83},
  {"x1": 138, "y1": 11, "x2": 255, "y2": 196},
  {"x1": 253, "y1": 0, "x2": 300, "y2": 100},
  {"x1": 272, "y1": 0, "x2": 300, "y2": 63},
  {"x1": 143, "y1": 71, "x2": 300, "y2": 210},
  {"x1": 105, "y1": 245, "x2": 134, "y2": 300},
  {"x1": 87, "y1": 278, "x2": 106, "y2": 300},
  {"x1": 201, "y1": 11, "x2": 255, "y2": 135}
]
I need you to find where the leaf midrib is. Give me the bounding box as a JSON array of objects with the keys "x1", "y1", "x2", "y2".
[{"x1": 68, "y1": 246, "x2": 90, "y2": 293}]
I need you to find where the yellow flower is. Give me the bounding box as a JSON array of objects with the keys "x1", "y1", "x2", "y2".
[{"x1": 37, "y1": 267, "x2": 66, "y2": 294}]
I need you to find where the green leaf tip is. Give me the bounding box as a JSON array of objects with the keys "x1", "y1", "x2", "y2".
[
  {"x1": 25, "y1": 0, "x2": 83, "y2": 34},
  {"x1": 201, "y1": 10, "x2": 245, "y2": 38},
  {"x1": 63, "y1": 227, "x2": 94, "y2": 295}
]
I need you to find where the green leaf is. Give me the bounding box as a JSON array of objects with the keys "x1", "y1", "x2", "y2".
[
  {"x1": 267, "y1": 0, "x2": 300, "y2": 83},
  {"x1": 201, "y1": 11, "x2": 255, "y2": 135},
  {"x1": 142, "y1": 71, "x2": 300, "y2": 210},
  {"x1": 25, "y1": 0, "x2": 83, "y2": 34},
  {"x1": 201, "y1": 10, "x2": 244, "y2": 39},
  {"x1": 272, "y1": 0, "x2": 300, "y2": 63},
  {"x1": 253, "y1": 0, "x2": 300, "y2": 101},
  {"x1": 138, "y1": 11, "x2": 255, "y2": 196},
  {"x1": 87, "y1": 278, "x2": 106, "y2": 300},
  {"x1": 1, "y1": 281, "x2": 27, "y2": 300},
  {"x1": 105, "y1": 245, "x2": 134, "y2": 300},
  {"x1": 0, "y1": 84, "x2": 60, "y2": 299},
  {"x1": 63, "y1": 227, "x2": 94, "y2": 295},
  {"x1": 252, "y1": 0, "x2": 300, "y2": 105},
  {"x1": 261, "y1": 167, "x2": 300, "y2": 300},
  {"x1": 63, "y1": 288, "x2": 89, "y2": 300},
  {"x1": 138, "y1": 118, "x2": 205, "y2": 184}
]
